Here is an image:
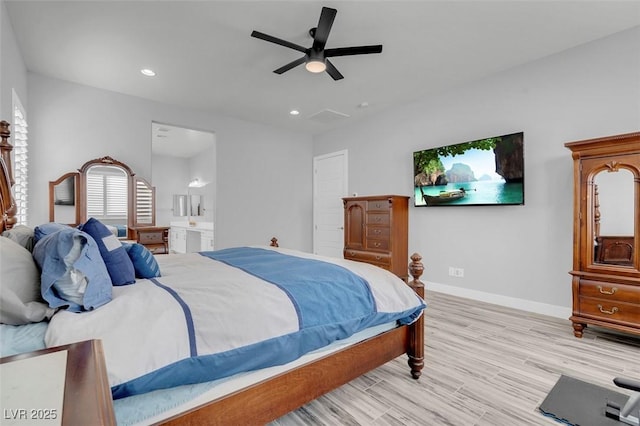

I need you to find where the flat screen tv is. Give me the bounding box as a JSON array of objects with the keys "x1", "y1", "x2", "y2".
[{"x1": 413, "y1": 131, "x2": 524, "y2": 207}]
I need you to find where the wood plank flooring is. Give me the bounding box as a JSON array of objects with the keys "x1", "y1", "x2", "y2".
[{"x1": 271, "y1": 290, "x2": 640, "y2": 425}]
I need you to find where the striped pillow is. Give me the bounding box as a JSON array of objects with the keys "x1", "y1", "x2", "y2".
[{"x1": 123, "y1": 243, "x2": 161, "y2": 279}]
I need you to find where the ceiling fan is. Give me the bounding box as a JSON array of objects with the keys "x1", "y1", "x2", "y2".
[{"x1": 251, "y1": 6, "x2": 383, "y2": 80}]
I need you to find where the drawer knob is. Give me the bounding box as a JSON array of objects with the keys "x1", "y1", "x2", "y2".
[
  {"x1": 597, "y1": 304, "x2": 619, "y2": 315},
  {"x1": 597, "y1": 285, "x2": 617, "y2": 295},
  {"x1": 373, "y1": 242, "x2": 381, "y2": 247}
]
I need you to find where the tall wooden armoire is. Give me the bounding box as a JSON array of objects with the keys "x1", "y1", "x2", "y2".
[
  {"x1": 343, "y1": 195, "x2": 409, "y2": 280},
  {"x1": 565, "y1": 132, "x2": 640, "y2": 337}
]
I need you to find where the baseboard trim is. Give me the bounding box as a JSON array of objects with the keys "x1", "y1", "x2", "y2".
[{"x1": 425, "y1": 281, "x2": 571, "y2": 319}]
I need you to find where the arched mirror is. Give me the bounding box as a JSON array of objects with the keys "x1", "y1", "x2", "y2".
[
  {"x1": 592, "y1": 167, "x2": 635, "y2": 266},
  {"x1": 49, "y1": 172, "x2": 80, "y2": 225},
  {"x1": 49, "y1": 156, "x2": 155, "y2": 238}
]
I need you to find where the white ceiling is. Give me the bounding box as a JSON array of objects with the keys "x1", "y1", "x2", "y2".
[
  {"x1": 151, "y1": 122, "x2": 215, "y2": 158},
  {"x1": 5, "y1": 1, "x2": 640, "y2": 136}
]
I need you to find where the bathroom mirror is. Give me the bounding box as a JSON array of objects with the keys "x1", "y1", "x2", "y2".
[{"x1": 173, "y1": 194, "x2": 205, "y2": 217}]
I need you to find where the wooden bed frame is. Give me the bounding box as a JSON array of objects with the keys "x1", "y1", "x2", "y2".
[{"x1": 0, "y1": 120, "x2": 425, "y2": 425}]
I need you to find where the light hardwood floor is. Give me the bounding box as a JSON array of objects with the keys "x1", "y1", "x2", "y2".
[{"x1": 272, "y1": 290, "x2": 640, "y2": 425}]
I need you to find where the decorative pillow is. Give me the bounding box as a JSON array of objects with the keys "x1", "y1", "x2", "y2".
[
  {"x1": 34, "y1": 222, "x2": 72, "y2": 243},
  {"x1": 79, "y1": 218, "x2": 135, "y2": 286},
  {"x1": 32, "y1": 228, "x2": 112, "y2": 312},
  {"x1": 0, "y1": 237, "x2": 55, "y2": 324},
  {"x1": 2, "y1": 225, "x2": 35, "y2": 252},
  {"x1": 123, "y1": 243, "x2": 162, "y2": 279}
]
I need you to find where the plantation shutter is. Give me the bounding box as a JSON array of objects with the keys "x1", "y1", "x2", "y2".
[
  {"x1": 13, "y1": 104, "x2": 28, "y2": 225},
  {"x1": 106, "y1": 174, "x2": 128, "y2": 217},
  {"x1": 86, "y1": 166, "x2": 127, "y2": 219},
  {"x1": 134, "y1": 178, "x2": 154, "y2": 226}
]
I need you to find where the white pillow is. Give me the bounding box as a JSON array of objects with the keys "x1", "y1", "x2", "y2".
[{"x1": 0, "y1": 236, "x2": 55, "y2": 325}]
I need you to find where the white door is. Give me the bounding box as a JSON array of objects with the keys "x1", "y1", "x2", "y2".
[{"x1": 313, "y1": 150, "x2": 348, "y2": 257}]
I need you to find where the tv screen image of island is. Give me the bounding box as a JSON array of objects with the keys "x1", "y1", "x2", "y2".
[{"x1": 413, "y1": 132, "x2": 524, "y2": 207}]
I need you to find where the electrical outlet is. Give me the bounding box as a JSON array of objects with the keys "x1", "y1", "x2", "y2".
[
  {"x1": 449, "y1": 267, "x2": 464, "y2": 277},
  {"x1": 449, "y1": 266, "x2": 464, "y2": 278}
]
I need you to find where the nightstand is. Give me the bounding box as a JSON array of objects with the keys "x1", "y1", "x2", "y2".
[{"x1": 0, "y1": 340, "x2": 115, "y2": 425}]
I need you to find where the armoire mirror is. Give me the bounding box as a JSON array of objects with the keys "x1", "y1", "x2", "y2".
[
  {"x1": 49, "y1": 156, "x2": 155, "y2": 237},
  {"x1": 592, "y1": 168, "x2": 635, "y2": 266}
]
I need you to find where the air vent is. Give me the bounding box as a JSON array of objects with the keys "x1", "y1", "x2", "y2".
[{"x1": 308, "y1": 109, "x2": 350, "y2": 123}]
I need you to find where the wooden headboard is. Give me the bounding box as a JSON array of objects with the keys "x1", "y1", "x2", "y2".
[{"x1": 0, "y1": 120, "x2": 17, "y2": 233}]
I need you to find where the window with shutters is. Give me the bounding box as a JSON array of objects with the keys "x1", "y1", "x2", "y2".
[
  {"x1": 13, "y1": 94, "x2": 28, "y2": 225},
  {"x1": 86, "y1": 165, "x2": 128, "y2": 220}
]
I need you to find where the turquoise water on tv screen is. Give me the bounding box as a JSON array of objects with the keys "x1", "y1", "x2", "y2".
[{"x1": 415, "y1": 180, "x2": 524, "y2": 206}]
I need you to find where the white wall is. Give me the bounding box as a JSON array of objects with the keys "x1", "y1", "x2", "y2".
[
  {"x1": 152, "y1": 153, "x2": 190, "y2": 226},
  {"x1": 313, "y1": 26, "x2": 640, "y2": 314},
  {"x1": 26, "y1": 73, "x2": 314, "y2": 251},
  {"x1": 0, "y1": 0, "x2": 27, "y2": 123}
]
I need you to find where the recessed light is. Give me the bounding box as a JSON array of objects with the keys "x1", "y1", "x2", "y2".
[
  {"x1": 141, "y1": 68, "x2": 156, "y2": 77},
  {"x1": 290, "y1": 110, "x2": 300, "y2": 116}
]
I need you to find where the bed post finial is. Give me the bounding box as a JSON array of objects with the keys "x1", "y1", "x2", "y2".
[
  {"x1": 270, "y1": 237, "x2": 279, "y2": 247},
  {"x1": 407, "y1": 252, "x2": 425, "y2": 379},
  {"x1": 0, "y1": 121, "x2": 14, "y2": 186}
]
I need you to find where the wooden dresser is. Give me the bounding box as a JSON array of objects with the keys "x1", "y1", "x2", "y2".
[
  {"x1": 343, "y1": 195, "x2": 409, "y2": 280},
  {"x1": 130, "y1": 226, "x2": 170, "y2": 254},
  {"x1": 565, "y1": 132, "x2": 640, "y2": 337}
]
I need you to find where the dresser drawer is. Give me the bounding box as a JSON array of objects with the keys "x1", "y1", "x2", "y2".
[
  {"x1": 344, "y1": 249, "x2": 391, "y2": 266},
  {"x1": 579, "y1": 297, "x2": 640, "y2": 325},
  {"x1": 366, "y1": 213, "x2": 390, "y2": 226},
  {"x1": 138, "y1": 232, "x2": 164, "y2": 244},
  {"x1": 366, "y1": 199, "x2": 389, "y2": 211},
  {"x1": 366, "y1": 226, "x2": 390, "y2": 239},
  {"x1": 365, "y1": 238, "x2": 389, "y2": 251},
  {"x1": 580, "y1": 280, "x2": 640, "y2": 303}
]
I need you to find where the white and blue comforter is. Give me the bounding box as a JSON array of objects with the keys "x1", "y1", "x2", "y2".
[{"x1": 44, "y1": 246, "x2": 425, "y2": 399}]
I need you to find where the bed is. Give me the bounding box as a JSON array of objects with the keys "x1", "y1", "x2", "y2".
[{"x1": 0, "y1": 119, "x2": 426, "y2": 425}]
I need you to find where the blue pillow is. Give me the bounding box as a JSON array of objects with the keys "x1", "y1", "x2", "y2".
[
  {"x1": 123, "y1": 243, "x2": 161, "y2": 279},
  {"x1": 32, "y1": 228, "x2": 112, "y2": 312},
  {"x1": 79, "y1": 218, "x2": 135, "y2": 286},
  {"x1": 34, "y1": 223, "x2": 72, "y2": 243}
]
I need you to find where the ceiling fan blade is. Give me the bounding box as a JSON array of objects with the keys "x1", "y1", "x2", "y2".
[
  {"x1": 325, "y1": 59, "x2": 344, "y2": 81},
  {"x1": 312, "y1": 7, "x2": 337, "y2": 51},
  {"x1": 325, "y1": 45, "x2": 383, "y2": 57},
  {"x1": 274, "y1": 56, "x2": 307, "y2": 74},
  {"x1": 251, "y1": 30, "x2": 307, "y2": 53}
]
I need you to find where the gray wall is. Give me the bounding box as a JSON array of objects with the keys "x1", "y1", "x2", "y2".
[
  {"x1": 0, "y1": 0, "x2": 27, "y2": 123},
  {"x1": 25, "y1": 73, "x2": 313, "y2": 251},
  {"x1": 313, "y1": 26, "x2": 640, "y2": 314}
]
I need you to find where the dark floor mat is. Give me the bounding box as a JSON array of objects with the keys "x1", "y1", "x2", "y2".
[{"x1": 538, "y1": 375, "x2": 630, "y2": 426}]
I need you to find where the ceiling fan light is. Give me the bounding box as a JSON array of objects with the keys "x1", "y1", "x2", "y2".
[{"x1": 305, "y1": 60, "x2": 326, "y2": 73}]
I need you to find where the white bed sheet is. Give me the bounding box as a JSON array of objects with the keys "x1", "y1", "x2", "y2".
[{"x1": 126, "y1": 321, "x2": 397, "y2": 425}]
